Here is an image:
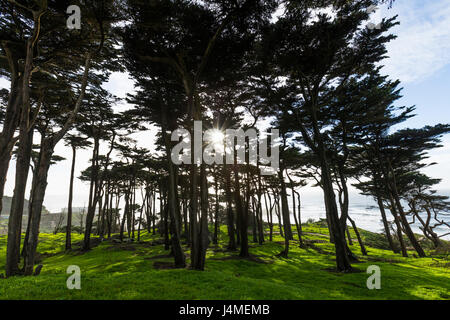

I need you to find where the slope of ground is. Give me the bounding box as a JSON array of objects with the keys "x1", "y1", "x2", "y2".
[{"x1": 0, "y1": 223, "x2": 449, "y2": 300}]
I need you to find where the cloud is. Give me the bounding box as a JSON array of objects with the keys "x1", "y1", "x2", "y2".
[
  {"x1": 103, "y1": 72, "x2": 135, "y2": 99},
  {"x1": 0, "y1": 78, "x2": 9, "y2": 90},
  {"x1": 380, "y1": 0, "x2": 450, "y2": 83}
]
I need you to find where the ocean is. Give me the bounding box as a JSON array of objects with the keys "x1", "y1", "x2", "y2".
[{"x1": 281, "y1": 190, "x2": 450, "y2": 240}]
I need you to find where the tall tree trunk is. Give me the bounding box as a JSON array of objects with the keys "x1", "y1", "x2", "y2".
[
  {"x1": 251, "y1": 198, "x2": 258, "y2": 243},
  {"x1": 182, "y1": 198, "x2": 189, "y2": 243},
  {"x1": 5, "y1": 128, "x2": 33, "y2": 276},
  {"x1": 336, "y1": 167, "x2": 357, "y2": 262},
  {"x1": 21, "y1": 166, "x2": 36, "y2": 259},
  {"x1": 348, "y1": 216, "x2": 367, "y2": 255},
  {"x1": 23, "y1": 141, "x2": 53, "y2": 275},
  {"x1": 376, "y1": 195, "x2": 398, "y2": 253},
  {"x1": 5, "y1": 24, "x2": 39, "y2": 276},
  {"x1": 296, "y1": 193, "x2": 303, "y2": 241},
  {"x1": 274, "y1": 196, "x2": 284, "y2": 238},
  {"x1": 223, "y1": 164, "x2": 236, "y2": 250},
  {"x1": 97, "y1": 195, "x2": 103, "y2": 237},
  {"x1": 278, "y1": 170, "x2": 293, "y2": 240},
  {"x1": 278, "y1": 170, "x2": 290, "y2": 257},
  {"x1": 189, "y1": 145, "x2": 200, "y2": 268},
  {"x1": 319, "y1": 156, "x2": 352, "y2": 272},
  {"x1": 388, "y1": 197, "x2": 408, "y2": 257},
  {"x1": 145, "y1": 188, "x2": 152, "y2": 233},
  {"x1": 0, "y1": 18, "x2": 38, "y2": 217},
  {"x1": 256, "y1": 172, "x2": 264, "y2": 245},
  {"x1": 99, "y1": 187, "x2": 109, "y2": 240},
  {"x1": 265, "y1": 191, "x2": 274, "y2": 241},
  {"x1": 386, "y1": 162, "x2": 425, "y2": 257},
  {"x1": 83, "y1": 137, "x2": 100, "y2": 250},
  {"x1": 131, "y1": 185, "x2": 136, "y2": 239},
  {"x1": 137, "y1": 190, "x2": 145, "y2": 242},
  {"x1": 167, "y1": 167, "x2": 186, "y2": 267},
  {"x1": 345, "y1": 226, "x2": 353, "y2": 246},
  {"x1": 213, "y1": 174, "x2": 219, "y2": 245},
  {"x1": 162, "y1": 188, "x2": 170, "y2": 250},
  {"x1": 291, "y1": 189, "x2": 303, "y2": 247},
  {"x1": 195, "y1": 164, "x2": 209, "y2": 270},
  {"x1": 65, "y1": 145, "x2": 76, "y2": 250},
  {"x1": 152, "y1": 189, "x2": 156, "y2": 235},
  {"x1": 233, "y1": 162, "x2": 248, "y2": 257},
  {"x1": 120, "y1": 189, "x2": 130, "y2": 241},
  {"x1": 162, "y1": 121, "x2": 186, "y2": 267},
  {"x1": 0, "y1": 81, "x2": 21, "y2": 215},
  {"x1": 392, "y1": 191, "x2": 426, "y2": 257}
]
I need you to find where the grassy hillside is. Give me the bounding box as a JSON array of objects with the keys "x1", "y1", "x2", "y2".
[
  {"x1": 0, "y1": 210, "x2": 87, "y2": 235},
  {"x1": 0, "y1": 223, "x2": 449, "y2": 300},
  {"x1": 0, "y1": 196, "x2": 53, "y2": 234},
  {"x1": 0, "y1": 196, "x2": 50, "y2": 216}
]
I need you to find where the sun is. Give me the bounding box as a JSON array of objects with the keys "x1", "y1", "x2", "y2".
[{"x1": 208, "y1": 129, "x2": 225, "y2": 144}]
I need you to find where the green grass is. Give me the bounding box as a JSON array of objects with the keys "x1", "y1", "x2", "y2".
[{"x1": 0, "y1": 223, "x2": 449, "y2": 300}]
